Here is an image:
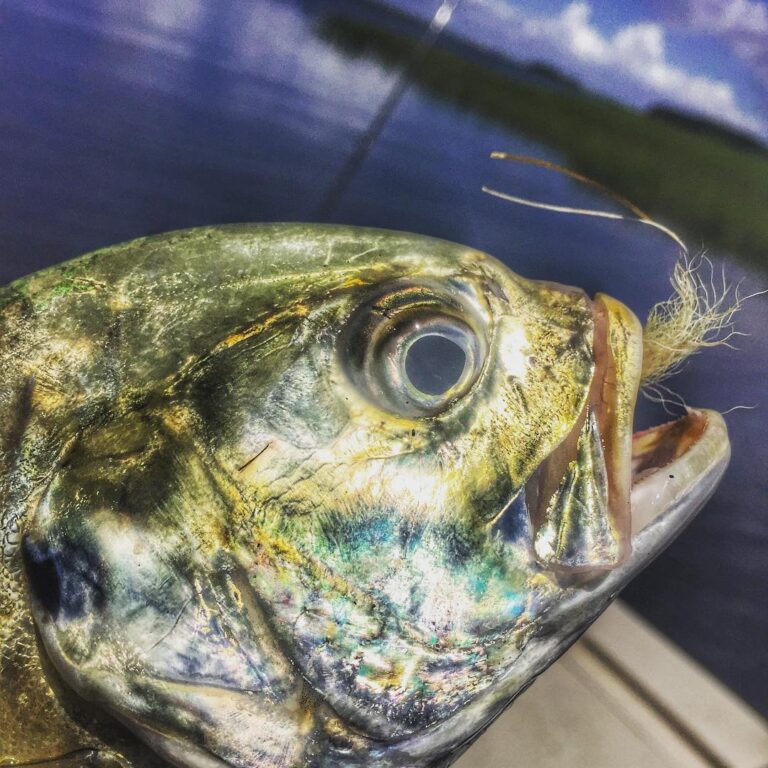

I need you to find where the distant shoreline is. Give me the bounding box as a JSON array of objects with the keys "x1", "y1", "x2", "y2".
[{"x1": 320, "y1": 14, "x2": 768, "y2": 269}]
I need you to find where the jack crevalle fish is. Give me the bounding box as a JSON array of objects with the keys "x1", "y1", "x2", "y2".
[{"x1": 0, "y1": 224, "x2": 729, "y2": 767}]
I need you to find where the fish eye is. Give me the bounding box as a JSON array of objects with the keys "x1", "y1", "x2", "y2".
[
  {"x1": 342, "y1": 283, "x2": 487, "y2": 417},
  {"x1": 392, "y1": 317, "x2": 480, "y2": 412}
]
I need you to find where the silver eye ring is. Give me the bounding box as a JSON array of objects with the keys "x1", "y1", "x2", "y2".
[
  {"x1": 342, "y1": 282, "x2": 488, "y2": 417},
  {"x1": 380, "y1": 316, "x2": 482, "y2": 414}
]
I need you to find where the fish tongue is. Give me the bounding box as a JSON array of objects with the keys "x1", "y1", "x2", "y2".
[{"x1": 530, "y1": 294, "x2": 642, "y2": 574}]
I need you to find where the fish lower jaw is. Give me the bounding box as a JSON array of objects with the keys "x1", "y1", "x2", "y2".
[{"x1": 629, "y1": 408, "x2": 730, "y2": 536}]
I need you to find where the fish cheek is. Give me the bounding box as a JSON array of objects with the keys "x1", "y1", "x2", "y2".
[
  {"x1": 493, "y1": 295, "x2": 594, "y2": 485},
  {"x1": 183, "y1": 325, "x2": 348, "y2": 470}
]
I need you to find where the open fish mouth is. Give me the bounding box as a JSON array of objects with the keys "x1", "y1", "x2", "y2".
[
  {"x1": 629, "y1": 408, "x2": 728, "y2": 531},
  {"x1": 528, "y1": 409, "x2": 729, "y2": 573}
]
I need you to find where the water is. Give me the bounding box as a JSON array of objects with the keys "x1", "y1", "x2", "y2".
[{"x1": 1, "y1": 0, "x2": 766, "y2": 715}]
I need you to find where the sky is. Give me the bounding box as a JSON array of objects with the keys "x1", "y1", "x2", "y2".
[{"x1": 386, "y1": 0, "x2": 768, "y2": 141}]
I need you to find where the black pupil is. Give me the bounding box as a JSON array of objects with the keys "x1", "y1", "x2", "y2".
[{"x1": 405, "y1": 334, "x2": 466, "y2": 396}]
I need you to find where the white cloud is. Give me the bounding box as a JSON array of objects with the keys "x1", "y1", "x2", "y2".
[
  {"x1": 439, "y1": 0, "x2": 766, "y2": 138},
  {"x1": 88, "y1": 0, "x2": 396, "y2": 124},
  {"x1": 685, "y1": 0, "x2": 768, "y2": 33},
  {"x1": 233, "y1": 0, "x2": 395, "y2": 110},
  {"x1": 671, "y1": 0, "x2": 768, "y2": 91}
]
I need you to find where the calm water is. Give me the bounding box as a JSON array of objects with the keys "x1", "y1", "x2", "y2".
[{"x1": 1, "y1": 0, "x2": 766, "y2": 715}]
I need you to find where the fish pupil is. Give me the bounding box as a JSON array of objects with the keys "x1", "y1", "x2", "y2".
[{"x1": 404, "y1": 334, "x2": 466, "y2": 396}]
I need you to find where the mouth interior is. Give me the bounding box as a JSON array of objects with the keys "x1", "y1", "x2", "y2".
[{"x1": 631, "y1": 410, "x2": 709, "y2": 485}]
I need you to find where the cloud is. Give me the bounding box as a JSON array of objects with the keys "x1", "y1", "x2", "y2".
[
  {"x1": 467, "y1": 1, "x2": 766, "y2": 138},
  {"x1": 232, "y1": 0, "x2": 395, "y2": 114},
  {"x1": 684, "y1": 0, "x2": 768, "y2": 33},
  {"x1": 669, "y1": 0, "x2": 768, "y2": 90}
]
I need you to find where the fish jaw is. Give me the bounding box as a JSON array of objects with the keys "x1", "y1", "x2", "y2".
[{"x1": 541, "y1": 408, "x2": 730, "y2": 639}]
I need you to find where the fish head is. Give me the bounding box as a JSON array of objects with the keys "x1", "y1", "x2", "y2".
[{"x1": 21, "y1": 226, "x2": 729, "y2": 766}]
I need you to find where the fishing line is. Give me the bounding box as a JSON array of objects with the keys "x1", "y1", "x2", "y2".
[
  {"x1": 317, "y1": 0, "x2": 462, "y2": 218},
  {"x1": 482, "y1": 154, "x2": 768, "y2": 406},
  {"x1": 482, "y1": 152, "x2": 689, "y2": 254}
]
